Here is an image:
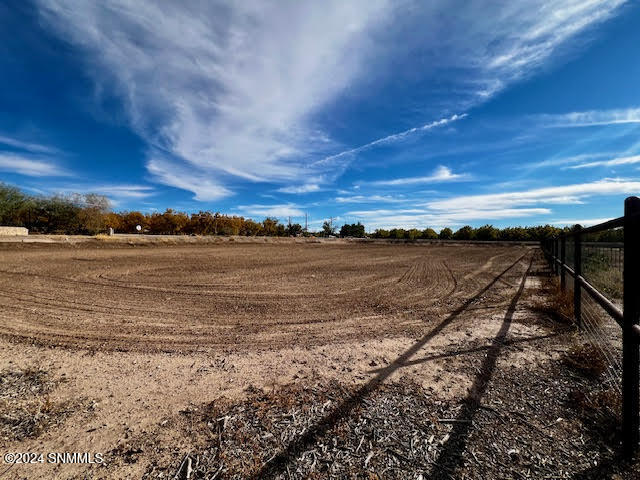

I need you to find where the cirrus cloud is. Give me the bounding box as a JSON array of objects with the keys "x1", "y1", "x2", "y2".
[
  {"x1": 236, "y1": 203, "x2": 304, "y2": 219},
  {"x1": 0, "y1": 153, "x2": 70, "y2": 177},
  {"x1": 365, "y1": 166, "x2": 471, "y2": 187},
  {"x1": 36, "y1": 0, "x2": 628, "y2": 200}
]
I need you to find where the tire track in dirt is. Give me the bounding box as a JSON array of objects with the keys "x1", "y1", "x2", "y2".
[
  {"x1": 0, "y1": 243, "x2": 531, "y2": 352},
  {"x1": 461, "y1": 250, "x2": 514, "y2": 281}
]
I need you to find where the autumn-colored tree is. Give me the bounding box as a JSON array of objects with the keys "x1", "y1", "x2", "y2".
[
  {"x1": 262, "y1": 217, "x2": 280, "y2": 236},
  {"x1": 104, "y1": 212, "x2": 122, "y2": 232},
  {"x1": 120, "y1": 211, "x2": 148, "y2": 233},
  {"x1": 241, "y1": 219, "x2": 263, "y2": 236}
]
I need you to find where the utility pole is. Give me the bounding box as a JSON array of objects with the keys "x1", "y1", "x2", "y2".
[{"x1": 304, "y1": 212, "x2": 308, "y2": 232}]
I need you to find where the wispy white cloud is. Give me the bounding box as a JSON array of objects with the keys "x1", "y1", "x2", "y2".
[
  {"x1": 314, "y1": 114, "x2": 467, "y2": 168},
  {"x1": 476, "y1": 1, "x2": 627, "y2": 92},
  {"x1": 528, "y1": 151, "x2": 619, "y2": 169},
  {"x1": 36, "y1": 1, "x2": 627, "y2": 199},
  {"x1": 0, "y1": 135, "x2": 59, "y2": 155},
  {"x1": 535, "y1": 107, "x2": 640, "y2": 128},
  {"x1": 37, "y1": 0, "x2": 392, "y2": 197},
  {"x1": 236, "y1": 203, "x2": 303, "y2": 219},
  {"x1": 147, "y1": 156, "x2": 231, "y2": 201},
  {"x1": 92, "y1": 185, "x2": 155, "y2": 199},
  {"x1": 0, "y1": 134, "x2": 69, "y2": 177},
  {"x1": 388, "y1": 0, "x2": 628, "y2": 107},
  {"x1": 46, "y1": 183, "x2": 154, "y2": 199},
  {"x1": 277, "y1": 184, "x2": 321, "y2": 194},
  {"x1": 365, "y1": 166, "x2": 471, "y2": 187},
  {"x1": 426, "y1": 178, "x2": 640, "y2": 212},
  {"x1": 336, "y1": 194, "x2": 407, "y2": 204},
  {"x1": 344, "y1": 178, "x2": 640, "y2": 230},
  {"x1": 0, "y1": 153, "x2": 69, "y2": 177},
  {"x1": 346, "y1": 208, "x2": 551, "y2": 230},
  {"x1": 566, "y1": 154, "x2": 640, "y2": 169}
]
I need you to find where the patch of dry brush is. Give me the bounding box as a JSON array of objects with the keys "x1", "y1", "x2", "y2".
[
  {"x1": 0, "y1": 367, "x2": 75, "y2": 441},
  {"x1": 533, "y1": 276, "x2": 574, "y2": 325}
]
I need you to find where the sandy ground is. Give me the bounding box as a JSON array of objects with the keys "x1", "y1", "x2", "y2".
[{"x1": 0, "y1": 242, "x2": 561, "y2": 479}]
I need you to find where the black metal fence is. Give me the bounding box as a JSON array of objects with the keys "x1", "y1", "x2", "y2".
[{"x1": 542, "y1": 196, "x2": 640, "y2": 457}]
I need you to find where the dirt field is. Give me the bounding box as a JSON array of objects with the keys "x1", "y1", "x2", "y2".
[
  {"x1": 0, "y1": 242, "x2": 530, "y2": 352},
  {"x1": 0, "y1": 242, "x2": 628, "y2": 479}
]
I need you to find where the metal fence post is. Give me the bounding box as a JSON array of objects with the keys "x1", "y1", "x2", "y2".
[
  {"x1": 560, "y1": 235, "x2": 566, "y2": 290},
  {"x1": 554, "y1": 238, "x2": 559, "y2": 275},
  {"x1": 623, "y1": 196, "x2": 640, "y2": 457},
  {"x1": 574, "y1": 227, "x2": 582, "y2": 329}
]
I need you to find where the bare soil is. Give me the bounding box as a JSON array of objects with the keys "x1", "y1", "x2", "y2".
[
  {"x1": 0, "y1": 242, "x2": 530, "y2": 352},
  {"x1": 0, "y1": 242, "x2": 631, "y2": 479}
]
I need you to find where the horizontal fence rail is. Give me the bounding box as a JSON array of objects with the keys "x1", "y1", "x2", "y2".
[{"x1": 542, "y1": 196, "x2": 640, "y2": 457}]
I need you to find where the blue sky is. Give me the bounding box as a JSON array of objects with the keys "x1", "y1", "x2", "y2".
[{"x1": 1, "y1": 1, "x2": 640, "y2": 231}]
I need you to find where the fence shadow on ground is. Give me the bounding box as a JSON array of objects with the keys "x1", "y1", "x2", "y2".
[
  {"x1": 251, "y1": 252, "x2": 533, "y2": 479},
  {"x1": 427, "y1": 255, "x2": 533, "y2": 477},
  {"x1": 366, "y1": 330, "x2": 564, "y2": 373}
]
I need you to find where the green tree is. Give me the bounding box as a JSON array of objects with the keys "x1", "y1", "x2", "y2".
[
  {"x1": 389, "y1": 228, "x2": 405, "y2": 239},
  {"x1": 0, "y1": 183, "x2": 28, "y2": 226},
  {"x1": 339, "y1": 222, "x2": 365, "y2": 238},
  {"x1": 421, "y1": 228, "x2": 438, "y2": 239},
  {"x1": 286, "y1": 223, "x2": 303, "y2": 236},
  {"x1": 322, "y1": 221, "x2": 336, "y2": 237},
  {"x1": 453, "y1": 225, "x2": 475, "y2": 240},
  {"x1": 406, "y1": 228, "x2": 421, "y2": 240},
  {"x1": 475, "y1": 224, "x2": 499, "y2": 241},
  {"x1": 439, "y1": 227, "x2": 453, "y2": 240}
]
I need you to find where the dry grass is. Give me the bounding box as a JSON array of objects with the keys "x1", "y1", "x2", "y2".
[
  {"x1": 568, "y1": 386, "x2": 622, "y2": 446},
  {"x1": 582, "y1": 250, "x2": 623, "y2": 301},
  {"x1": 534, "y1": 276, "x2": 575, "y2": 325},
  {"x1": 0, "y1": 367, "x2": 77, "y2": 441},
  {"x1": 563, "y1": 341, "x2": 621, "y2": 445},
  {"x1": 563, "y1": 343, "x2": 608, "y2": 379}
]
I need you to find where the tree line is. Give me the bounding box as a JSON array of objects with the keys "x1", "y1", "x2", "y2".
[
  {"x1": 0, "y1": 183, "x2": 111, "y2": 235},
  {"x1": 0, "y1": 183, "x2": 317, "y2": 236},
  {"x1": 370, "y1": 224, "x2": 570, "y2": 241},
  {"x1": 371, "y1": 224, "x2": 623, "y2": 242},
  {"x1": 0, "y1": 183, "x2": 619, "y2": 241}
]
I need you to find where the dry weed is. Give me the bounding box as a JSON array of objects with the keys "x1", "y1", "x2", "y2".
[
  {"x1": 534, "y1": 276, "x2": 574, "y2": 325},
  {"x1": 563, "y1": 343, "x2": 608, "y2": 378},
  {"x1": 0, "y1": 367, "x2": 76, "y2": 441}
]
